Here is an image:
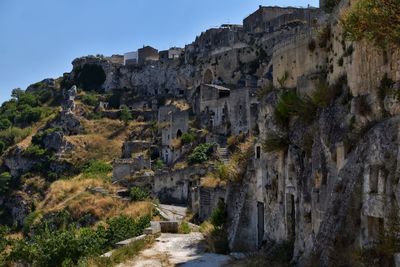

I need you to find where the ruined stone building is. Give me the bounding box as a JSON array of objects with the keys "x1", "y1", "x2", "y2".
[
  {"x1": 158, "y1": 104, "x2": 189, "y2": 165},
  {"x1": 194, "y1": 83, "x2": 254, "y2": 136}
]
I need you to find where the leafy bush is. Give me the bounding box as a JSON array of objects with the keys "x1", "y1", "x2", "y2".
[
  {"x1": 181, "y1": 132, "x2": 196, "y2": 144},
  {"x1": 24, "y1": 144, "x2": 48, "y2": 158},
  {"x1": 188, "y1": 143, "x2": 213, "y2": 164},
  {"x1": 0, "y1": 118, "x2": 11, "y2": 130},
  {"x1": 8, "y1": 215, "x2": 150, "y2": 267},
  {"x1": 341, "y1": 0, "x2": 400, "y2": 48},
  {"x1": 83, "y1": 160, "x2": 112, "y2": 179},
  {"x1": 106, "y1": 215, "x2": 150, "y2": 246},
  {"x1": 130, "y1": 187, "x2": 150, "y2": 202},
  {"x1": 75, "y1": 64, "x2": 106, "y2": 92},
  {"x1": 82, "y1": 93, "x2": 99, "y2": 106},
  {"x1": 210, "y1": 200, "x2": 227, "y2": 230},
  {"x1": 0, "y1": 225, "x2": 10, "y2": 252}
]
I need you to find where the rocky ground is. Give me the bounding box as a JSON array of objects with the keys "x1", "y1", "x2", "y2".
[{"x1": 118, "y1": 233, "x2": 232, "y2": 267}]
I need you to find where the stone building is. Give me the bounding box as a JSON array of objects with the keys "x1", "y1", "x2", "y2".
[
  {"x1": 112, "y1": 157, "x2": 151, "y2": 182},
  {"x1": 158, "y1": 104, "x2": 189, "y2": 165},
  {"x1": 138, "y1": 46, "x2": 159, "y2": 65},
  {"x1": 159, "y1": 47, "x2": 184, "y2": 61},
  {"x1": 124, "y1": 51, "x2": 138, "y2": 65},
  {"x1": 243, "y1": 5, "x2": 321, "y2": 34},
  {"x1": 194, "y1": 84, "x2": 253, "y2": 135}
]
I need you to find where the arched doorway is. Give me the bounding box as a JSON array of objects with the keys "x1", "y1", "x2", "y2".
[
  {"x1": 176, "y1": 129, "x2": 183, "y2": 138},
  {"x1": 203, "y1": 69, "x2": 213, "y2": 84}
]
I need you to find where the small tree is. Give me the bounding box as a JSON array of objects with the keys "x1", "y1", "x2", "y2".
[
  {"x1": 120, "y1": 105, "x2": 132, "y2": 124},
  {"x1": 210, "y1": 199, "x2": 227, "y2": 230}
]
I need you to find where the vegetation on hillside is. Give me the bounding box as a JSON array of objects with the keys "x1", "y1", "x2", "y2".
[{"x1": 341, "y1": 0, "x2": 400, "y2": 48}]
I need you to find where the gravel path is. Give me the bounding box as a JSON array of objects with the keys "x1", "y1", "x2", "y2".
[{"x1": 118, "y1": 233, "x2": 232, "y2": 267}]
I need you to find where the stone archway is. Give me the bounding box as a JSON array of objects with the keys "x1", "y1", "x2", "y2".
[{"x1": 203, "y1": 69, "x2": 214, "y2": 84}]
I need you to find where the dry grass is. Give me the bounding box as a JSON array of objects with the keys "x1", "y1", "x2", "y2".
[
  {"x1": 201, "y1": 137, "x2": 254, "y2": 187},
  {"x1": 200, "y1": 175, "x2": 226, "y2": 188},
  {"x1": 39, "y1": 177, "x2": 153, "y2": 221},
  {"x1": 16, "y1": 111, "x2": 59, "y2": 149},
  {"x1": 63, "y1": 118, "x2": 150, "y2": 164},
  {"x1": 171, "y1": 138, "x2": 182, "y2": 149},
  {"x1": 165, "y1": 99, "x2": 190, "y2": 111}
]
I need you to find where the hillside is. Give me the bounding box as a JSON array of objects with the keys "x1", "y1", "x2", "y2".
[{"x1": 1, "y1": 0, "x2": 400, "y2": 266}]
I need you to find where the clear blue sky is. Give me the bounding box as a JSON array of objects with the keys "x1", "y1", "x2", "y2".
[{"x1": 0, "y1": 0, "x2": 318, "y2": 104}]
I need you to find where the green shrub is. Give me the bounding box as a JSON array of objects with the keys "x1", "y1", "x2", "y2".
[
  {"x1": 83, "y1": 160, "x2": 112, "y2": 179},
  {"x1": 8, "y1": 215, "x2": 150, "y2": 267},
  {"x1": 341, "y1": 0, "x2": 400, "y2": 48},
  {"x1": 188, "y1": 143, "x2": 213, "y2": 164},
  {"x1": 120, "y1": 105, "x2": 132, "y2": 124},
  {"x1": 210, "y1": 200, "x2": 227, "y2": 230},
  {"x1": 130, "y1": 187, "x2": 150, "y2": 202},
  {"x1": 82, "y1": 93, "x2": 99, "y2": 106},
  {"x1": 179, "y1": 221, "x2": 191, "y2": 234},
  {"x1": 181, "y1": 132, "x2": 196, "y2": 144},
  {"x1": 106, "y1": 215, "x2": 150, "y2": 246},
  {"x1": 24, "y1": 144, "x2": 48, "y2": 158},
  {"x1": 0, "y1": 118, "x2": 11, "y2": 130},
  {"x1": 0, "y1": 172, "x2": 12, "y2": 194},
  {"x1": 153, "y1": 159, "x2": 165, "y2": 170}
]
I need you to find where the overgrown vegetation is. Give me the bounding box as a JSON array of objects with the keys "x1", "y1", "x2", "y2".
[
  {"x1": 262, "y1": 133, "x2": 290, "y2": 152},
  {"x1": 83, "y1": 160, "x2": 113, "y2": 180},
  {"x1": 130, "y1": 187, "x2": 150, "y2": 202},
  {"x1": 188, "y1": 143, "x2": 213, "y2": 164},
  {"x1": 82, "y1": 92, "x2": 99, "y2": 107},
  {"x1": 5, "y1": 215, "x2": 150, "y2": 267},
  {"x1": 341, "y1": 0, "x2": 400, "y2": 48},
  {"x1": 274, "y1": 76, "x2": 347, "y2": 126},
  {"x1": 181, "y1": 131, "x2": 196, "y2": 145}
]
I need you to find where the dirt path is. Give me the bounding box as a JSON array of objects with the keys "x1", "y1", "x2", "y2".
[{"x1": 117, "y1": 233, "x2": 232, "y2": 267}]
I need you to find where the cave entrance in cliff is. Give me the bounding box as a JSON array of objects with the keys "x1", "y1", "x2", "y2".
[
  {"x1": 176, "y1": 129, "x2": 182, "y2": 138},
  {"x1": 257, "y1": 202, "x2": 264, "y2": 248},
  {"x1": 286, "y1": 194, "x2": 296, "y2": 241},
  {"x1": 203, "y1": 69, "x2": 213, "y2": 84}
]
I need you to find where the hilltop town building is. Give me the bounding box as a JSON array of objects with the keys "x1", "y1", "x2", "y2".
[{"x1": 138, "y1": 46, "x2": 159, "y2": 65}]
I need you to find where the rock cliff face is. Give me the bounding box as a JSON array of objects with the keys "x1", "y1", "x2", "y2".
[{"x1": 2, "y1": 0, "x2": 399, "y2": 265}]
